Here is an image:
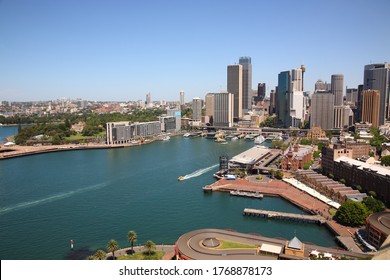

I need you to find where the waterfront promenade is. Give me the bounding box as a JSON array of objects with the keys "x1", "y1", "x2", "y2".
[{"x1": 204, "y1": 177, "x2": 361, "y2": 251}]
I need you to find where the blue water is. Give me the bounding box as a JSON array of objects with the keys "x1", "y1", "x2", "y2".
[
  {"x1": 0, "y1": 132, "x2": 337, "y2": 259},
  {"x1": 0, "y1": 125, "x2": 18, "y2": 143}
]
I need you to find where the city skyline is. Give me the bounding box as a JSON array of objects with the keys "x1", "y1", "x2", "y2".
[{"x1": 0, "y1": 0, "x2": 389, "y2": 102}]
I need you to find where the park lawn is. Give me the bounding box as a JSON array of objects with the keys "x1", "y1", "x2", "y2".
[
  {"x1": 218, "y1": 240, "x2": 258, "y2": 250},
  {"x1": 117, "y1": 251, "x2": 165, "y2": 260}
]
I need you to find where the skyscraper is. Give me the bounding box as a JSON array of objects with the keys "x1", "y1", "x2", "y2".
[
  {"x1": 146, "y1": 92, "x2": 151, "y2": 106},
  {"x1": 239, "y1": 57, "x2": 252, "y2": 113},
  {"x1": 331, "y1": 74, "x2": 344, "y2": 106},
  {"x1": 227, "y1": 64, "x2": 242, "y2": 120},
  {"x1": 180, "y1": 91, "x2": 185, "y2": 106},
  {"x1": 310, "y1": 91, "x2": 334, "y2": 130},
  {"x1": 192, "y1": 97, "x2": 202, "y2": 121},
  {"x1": 214, "y1": 92, "x2": 234, "y2": 127},
  {"x1": 277, "y1": 71, "x2": 291, "y2": 126},
  {"x1": 361, "y1": 90, "x2": 381, "y2": 128},
  {"x1": 363, "y1": 63, "x2": 390, "y2": 125},
  {"x1": 205, "y1": 93, "x2": 215, "y2": 121},
  {"x1": 257, "y1": 83, "x2": 266, "y2": 102}
]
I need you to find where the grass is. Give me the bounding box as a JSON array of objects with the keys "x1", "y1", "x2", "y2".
[
  {"x1": 217, "y1": 240, "x2": 258, "y2": 250},
  {"x1": 328, "y1": 208, "x2": 337, "y2": 216},
  {"x1": 117, "y1": 251, "x2": 165, "y2": 260}
]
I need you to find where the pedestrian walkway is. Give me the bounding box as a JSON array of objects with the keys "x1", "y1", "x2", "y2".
[{"x1": 106, "y1": 245, "x2": 175, "y2": 259}]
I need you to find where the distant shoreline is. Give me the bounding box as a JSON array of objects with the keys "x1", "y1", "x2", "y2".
[{"x1": 0, "y1": 140, "x2": 156, "y2": 160}]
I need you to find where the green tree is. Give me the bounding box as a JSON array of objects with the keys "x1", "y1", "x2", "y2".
[
  {"x1": 144, "y1": 240, "x2": 156, "y2": 256},
  {"x1": 300, "y1": 138, "x2": 312, "y2": 145},
  {"x1": 94, "y1": 250, "x2": 107, "y2": 260},
  {"x1": 335, "y1": 200, "x2": 368, "y2": 227},
  {"x1": 362, "y1": 197, "x2": 385, "y2": 213},
  {"x1": 274, "y1": 170, "x2": 284, "y2": 180},
  {"x1": 381, "y1": 155, "x2": 390, "y2": 166},
  {"x1": 106, "y1": 239, "x2": 119, "y2": 260},
  {"x1": 127, "y1": 231, "x2": 138, "y2": 254}
]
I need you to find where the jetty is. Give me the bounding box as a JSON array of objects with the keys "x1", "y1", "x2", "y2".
[
  {"x1": 243, "y1": 208, "x2": 326, "y2": 224},
  {"x1": 230, "y1": 190, "x2": 263, "y2": 199}
]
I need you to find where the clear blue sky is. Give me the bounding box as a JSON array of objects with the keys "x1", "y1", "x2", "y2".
[{"x1": 0, "y1": 0, "x2": 389, "y2": 102}]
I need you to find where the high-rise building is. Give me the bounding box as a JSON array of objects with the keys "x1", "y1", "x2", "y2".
[
  {"x1": 270, "y1": 89, "x2": 277, "y2": 115},
  {"x1": 227, "y1": 64, "x2": 243, "y2": 120},
  {"x1": 334, "y1": 105, "x2": 353, "y2": 129},
  {"x1": 356, "y1": 84, "x2": 364, "y2": 123},
  {"x1": 180, "y1": 91, "x2": 185, "y2": 106},
  {"x1": 361, "y1": 90, "x2": 381, "y2": 128},
  {"x1": 214, "y1": 92, "x2": 234, "y2": 127},
  {"x1": 146, "y1": 92, "x2": 151, "y2": 106},
  {"x1": 346, "y1": 88, "x2": 358, "y2": 105},
  {"x1": 331, "y1": 74, "x2": 344, "y2": 106},
  {"x1": 277, "y1": 71, "x2": 291, "y2": 126},
  {"x1": 310, "y1": 91, "x2": 334, "y2": 130},
  {"x1": 205, "y1": 93, "x2": 215, "y2": 123},
  {"x1": 167, "y1": 108, "x2": 182, "y2": 132},
  {"x1": 363, "y1": 63, "x2": 390, "y2": 125},
  {"x1": 257, "y1": 83, "x2": 266, "y2": 102},
  {"x1": 291, "y1": 68, "x2": 303, "y2": 92},
  {"x1": 192, "y1": 97, "x2": 202, "y2": 121},
  {"x1": 239, "y1": 57, "x2": 252, "y2": 113}
]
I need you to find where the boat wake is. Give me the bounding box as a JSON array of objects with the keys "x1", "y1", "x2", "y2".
[
  {"x1": 181, "y1": 164, "x2": 219, "y2": 180},
  {"x1": 0, "y1": 182, "x2": 109, "y2": 216}
]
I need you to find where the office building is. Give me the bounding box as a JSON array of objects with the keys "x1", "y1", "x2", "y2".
[
  {"x1": 214, "y1": 92, "x2": 234, "y2": 127},
  {"x1": 334, "y1": 105, "x2": 353, "y2": 129},
  {"x1": 363, "y1": 63, "x2": 390, "y2": 125},
  {"x1": 256, "y1": 83, "x2": 266, "y2": 103},
  {"x1": 310, "y1": 91, "x2": 334, "y2": 130},
  {"x1": 205, "y1": 93, "x2": 215, "y2": 121},
  {"x1": 270, "y1": 89, "x2": 277, "y2": 115},
  {"x1": 346, "y1": 88, "x2": 358, "y2": 105},
  {"x1": 192, "y1": 97, "x2": 202, "y2": 121},
  {"x1": 239, "y1": 57, "x2": 252, "y2": 113},
  {"x1": 315, "y1": 79, "x2": 331, "y2": 91},
  {"x1": 146, "y1": 92, "x2": 152, "y2": 107},
  {"x1": 361, "y1": 90, "x2": 381, "y2": 128},
  {"x1": 227, "y1": 64, "x2": 243, "y2": 119},
  {"x1": 167, "y1": 108, "x2": 182, "y2": 131},
  {"x1": 277, "y1": 71, "x2": 290, "y2": 126},
  {"x1": 331, "y1": 74, "x2": 344, "y2": 106}
]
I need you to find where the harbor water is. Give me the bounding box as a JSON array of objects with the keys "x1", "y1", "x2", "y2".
[{"x1": 0, "y1": 131, "x2": 337, "y2": 259}]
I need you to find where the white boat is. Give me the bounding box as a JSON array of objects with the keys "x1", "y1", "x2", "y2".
[
  {"x1": 183, "y1": 133, "x2": 190, "y2": 137},
  {"x1": 231, "y1": 137, "x2": 238, "y2": 141},
  {"x1": 130, "y1": 140, "x2": 139, "y2": 144},
  {"x1": 162, "y1": 136, "x2": 170, "y2": 141},
  {"x1": 254, "y1": 135, "x2": 265, "y2": 144}
]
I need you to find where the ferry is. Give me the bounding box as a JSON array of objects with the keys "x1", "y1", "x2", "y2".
[
  {"x1": 254, "y1": 135, "x2": 265, "y2": 144},
  {"x1": 178, "y1": 176, "x2": 184, "y2": 181}
]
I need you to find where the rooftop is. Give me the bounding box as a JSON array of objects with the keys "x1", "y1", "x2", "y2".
[
  {"x1": 230, "y1": 146, "x2": 270, "y2": 165},
  {"x1": 335, "y1": 156, "x2": 390, "y2": 176}
]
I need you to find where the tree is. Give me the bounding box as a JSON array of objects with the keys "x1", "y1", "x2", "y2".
[
  {"x1": 274, "y1": 170, "x2": 284, "y2": 180},
  {"x1": 106, "y1": 239, "x2": 119, "y2": 260},
  {"x1": 362, "y1": 197, "x2": 385, "y2": 213},
  {"x1": 144, "y1": 240, "x2": 156, "y2": 256},
  {"x1": 127, "y1": 231, "x2": 137, "y2": 254},
  {"x1": 335, "y1": 200, "x2": 368, "y2": 227},
  {"x1": 381, "y1": 155, "x2": 390, "y2": 166},
  {"x1": 94, "y1": 250, "x2": 107, "y2": 260}
]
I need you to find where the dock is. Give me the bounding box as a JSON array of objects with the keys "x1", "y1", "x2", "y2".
[
  {"x1": 243, "y1": 208, "x2": 326, "y2": 224},
  {"x1": 230, "y1": 190, "x2": 263, "y2": 199}
]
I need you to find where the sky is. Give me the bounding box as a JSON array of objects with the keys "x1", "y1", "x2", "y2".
[{"x1": 0, "y1": 0, "x2": 389, "y2": 102}]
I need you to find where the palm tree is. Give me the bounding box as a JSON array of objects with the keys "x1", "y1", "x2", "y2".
[
  {"x1": 94, "y1": 249, "x2": 107, "y2": 260},
  {"x1": 106, "y1": 239, "x2": 119, "y2": 260},
  {"x1": 127, "y1": 231, "x2": 137, "y2": 254},
  {"x1": 144, "y1": 240, "x2": 156, "y2": 256}
]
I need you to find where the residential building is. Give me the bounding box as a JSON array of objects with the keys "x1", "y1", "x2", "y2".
[
  {"x1": 192, "y1": 97, "x2": 202, "y2": 121},
  {"x1": 106, "y1": 121, "x2": 161, "y2": 144},
  {"x1": 227, "y1": 64, "x2": 243, "y2": 120},
  {"x1": 167, "y1": 108, "x2": 182, "y2": 132}
]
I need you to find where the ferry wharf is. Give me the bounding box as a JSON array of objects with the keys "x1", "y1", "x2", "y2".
[
  {"x1": 243, "y1": 208, "x2": 326, "y2": 224},
  {"x1": 204, "y1": 177, "x2": 363, "y2": 252}
]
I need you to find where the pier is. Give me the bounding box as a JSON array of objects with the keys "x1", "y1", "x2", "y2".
[
  {"x1": 243, "y1": 208, "x2": 326, "y2": 224},
  {"x1": 230, "y1": 190, "x2": 263, "y2": 199}
]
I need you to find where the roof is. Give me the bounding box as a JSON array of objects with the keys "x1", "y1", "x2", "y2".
[
  {"x1": 287, "y1": 237, "x2": 303, "y2": 250},
  {"x1": 230, "y1": 146, "x2": 270, "y2": 165},
  {"x1": 260, "y1": 243, "x2": 283, "y2": 254},
  {"x1": 335, "y1": 156, "x2": 390, "y2": 176}
]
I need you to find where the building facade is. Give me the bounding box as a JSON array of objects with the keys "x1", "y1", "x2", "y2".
[
  {"x1": 281, "y1": 144, "x2": 313, "y2": 171},
  {"x1": 192, "y1": 97, "x2": 202, "y2": 121},
  {"x1": 227, "y1": 64, "x2": 243, "y2": 120},
  {"x1": 106, "y1": 121, "x2": 161, "y2": 144},
  {"x1": 205, "y1": 93, "x2": 215, "y2": 122},
  {"x1": 361, "y1": 89, "x2": 381, "y2": 128},
  {"x1": 310, "y1": 91, "x2": 334, "y2": 130},
  {"x1": 214, "y1": 92, "x2": 234, "y2": 127},
  {"x1": 277, "y1": 71, "x2": 290, "y2": 126},
  {"x1": 180, "y1": 91, "x2": 185, "y2": 106},
  {"x1": 239, "y1": 57, "x2": 252, "y2": 113},
  {"x1": 331, "y1": 74, "x2": 344, "y2": 106}
]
